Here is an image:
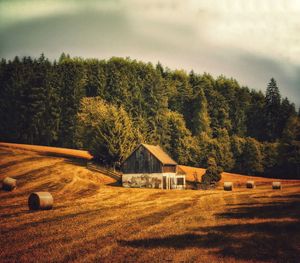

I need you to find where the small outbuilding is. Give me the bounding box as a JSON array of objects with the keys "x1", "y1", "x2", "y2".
[{"x1": 121, "y1": 144, "x2": 185, "y2": 189}]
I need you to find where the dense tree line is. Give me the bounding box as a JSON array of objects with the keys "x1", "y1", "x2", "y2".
[{"x1": 0, "y1": 54, "x2": 299, "y2": 178}]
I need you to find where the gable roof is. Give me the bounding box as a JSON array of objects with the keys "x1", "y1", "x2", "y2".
[{"x1": 141, "y1": 144, "x2": 177, "y2": 165}]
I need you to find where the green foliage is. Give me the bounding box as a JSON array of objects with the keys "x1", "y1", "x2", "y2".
[
  {"x1": 263, "y1": 142, "x2": 280, "y2": 175},
  {"x1": 278, "y1": 116, "x2": 300, "y2": 177},
  {"x1": 205, "y1": 88, "x2": 232, "y2": 136},
  {"x1": 263, "y1": 78, "x2": 281, "y2": 141},
  {"x1": 230, "y1": 135, "x2": 246, "y2": 172},
  {"x1": 214, "y1": 128, "x2": 235, "y2": 171},
  {"x1": 202, "y1": 157, "x2": 223, "y2": 185},
  {"x1": 76, "y1": 97, "x2": 138, "y2": 164},
  {"x1": 241, "y1": 137, "x2": 264, "y2": 175},
  {"x1": 246, "y1": 90, "x2": 265, "y2": 140},
  {"x1": 231, "y1": 136, "x2": 264, "y2": 175},
  {"x1": 193, "y1": 129, "x2": 234, "y2": 171},
  {"x1": 0, "y1": 54, "x2": 298, "y2": 177},
  {"x1": 58, "y1": 57, "x2": 87, "y2": 148},
  {"x1": 190, "y1": 88, "x2": 211, "y2": 136},
  {"x1": 162, "y1": 111, "x2": 194, "y2": 164}
]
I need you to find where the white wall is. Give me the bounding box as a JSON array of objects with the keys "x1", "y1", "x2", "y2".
[
  {"x1": 122, "y1": 173, "x2": 185, "y2": 189},
  {"x1": 122, "y1": 173, "x2": 163, "y2": 188}
]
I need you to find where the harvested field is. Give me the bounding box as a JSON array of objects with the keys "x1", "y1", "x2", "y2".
[
  {"x1": 179, "y1": 165, "x2": 299, "y2": 187},
  {"x1": 1, "y1": 146, "x2": 300, "y2": 263},
  {"x1": 0, "y1": 142, "x2": 93, "y2": 160}
]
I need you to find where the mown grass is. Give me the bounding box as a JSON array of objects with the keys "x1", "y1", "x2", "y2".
[{"x1": 0, "y1": 146, "x2": 300, "y2": 263}]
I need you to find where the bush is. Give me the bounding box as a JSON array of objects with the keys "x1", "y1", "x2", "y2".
[{"x1": 201, "y1": 157, "x2": 223, "y2": 187}]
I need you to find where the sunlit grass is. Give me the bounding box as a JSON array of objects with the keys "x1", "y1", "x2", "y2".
[{"x1": 0, "y1": 146, "x2": 299, "y2": 262}]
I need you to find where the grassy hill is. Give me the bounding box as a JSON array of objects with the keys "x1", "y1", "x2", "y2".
[{"x1": 0, "y1": 146, "x2": 300, "y2": 262}]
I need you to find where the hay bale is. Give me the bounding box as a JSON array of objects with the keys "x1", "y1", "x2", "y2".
[
  {"x1": 272, "y1": 182, "x2": 282, "y2": 190},
  {"x1": 2, "y1": 177, "x2": 17, "y2": 191},
  {"x1": 246, "y1": 180, "x2": 255, "y2": 189},
  {"x1": 224, "y1": 182, "x2": 233, "y2": 191},
  {"x1": 28, "y1": 192, "x2": 53, "y2": 210}
]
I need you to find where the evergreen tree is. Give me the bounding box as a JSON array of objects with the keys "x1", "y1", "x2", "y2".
[
  {"x1": 162, "y1": 111, "x2": 194, "y2": 164},
  {"x1": 42, "y1": 62, "x2": 61, "y2": 145},
  {"x1": 58, "y1": 57, "x2": 87, "y2": 148},
  {"x1": 241, "y1": 137, "x2": 264, "y2": 175},
  {"x1": 168, "y1": 69, "x2": 193, "y2": 121},
  {"x1": 201, "y1": 157, "x2": 222, "y2": 185},
  {"x1": 205, "y1": 88, "x2": 231, "y2": 136},
  {"x1": 278, "y1": 116, "x2": 300, "y2": 178},
  {"x1": 0, "y1": 54, "x2": 299, "y2": 178},
  {"x1": 213, "y1": 128, "x2": 235, "y2": 171},
  {"x1": 85, "y1": 59, "x2": 106, "y2": 97},
  {"x1": 191, "y1": 88, "x2": 211, "y2": 136},
  {"x1": 230, "y1": 135, "x2": 246, "y2": 173},
  {"x1": 263, "y1": 78, "x2": 281, "y2": 141},
  {"x1": 25, "y1": 54, "x2": 49, "y2": 144},
  {"x1": 246, "y1": 90, "x2": 265, "y2": 140},
  {"x1": 279, "y1": 97, "x2": 296, "y2": 137},
  {"x1": 263, "y1": 142, "x2": 279, "y2": 175}
]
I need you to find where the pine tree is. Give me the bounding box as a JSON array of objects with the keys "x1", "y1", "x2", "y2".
[
  {"x1": 201, "y1": 157, "x2": 222, "y2": 186},
  {"x1": 162, "y1": 111, "x2": 194, "y2": 164},
  {"x1": 241, "y1": 137, "x2": 264, "y2": 175},
  {"x1": 58, "y1": 57, "x2": 87, "y2": 148},
  {"x1": 279, "y1": 116, "x2": 300, "y2": 178},
  {"x1": 42, "y1": 61, "x2": 61, "y2": 145},
  {"x1": 214, "y1": 128, "x2": 235, "y2": 171},
  {"x1": 191, "y1": 88, "x2": 211, "y2": 136},
  {"x1": 264, "y1": 78, "x2": 281, "y2": 141},
  {"x1": 279, "y1": 97, "x2": 296, "y2": 138},
  {"x1": 230, "y1": 135, "x2": 246, "y2": 173},
  {"x1": 246, "y1": 90, "x2": 265, "y2": 140}
]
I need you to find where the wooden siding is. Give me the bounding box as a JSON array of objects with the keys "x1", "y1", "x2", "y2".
[
  {"x1": 122, "y1": 145, "x2": 163, "y2": 174},
  {"x1": 162, "y1": 165, "x2": 176, "y2": 173}
]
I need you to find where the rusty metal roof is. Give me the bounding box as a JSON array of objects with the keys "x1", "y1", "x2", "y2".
[{"x1": 141, "y1": 144, "x2": 177, "y2": 165}]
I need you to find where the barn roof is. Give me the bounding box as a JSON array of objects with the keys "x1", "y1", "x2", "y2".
[{"x1": 141, "y1": 144, "x2": 177, "y2": 165}]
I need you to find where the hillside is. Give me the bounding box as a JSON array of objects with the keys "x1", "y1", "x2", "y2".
[
  {"x1": 1, "y1": 146, "x2": 300, "y2": 262},
  {"x1": 179, "y1": 165, "x2": 300, "y2": 186},
  {"x1": 0, "y1": 142, "x2": 93, "y2": 160}
]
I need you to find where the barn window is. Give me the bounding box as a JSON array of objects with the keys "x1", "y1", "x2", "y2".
[{"x1": 177, "y1": 178, "x2": 184, "y2": 185}]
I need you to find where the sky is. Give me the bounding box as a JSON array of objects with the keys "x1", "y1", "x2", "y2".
[{"x1": 0, "y1": 0, "x2": 299, "y2": 106}]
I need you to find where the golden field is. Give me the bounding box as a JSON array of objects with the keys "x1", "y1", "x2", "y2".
[{"x1": 0, "y1": 145, "x2": 300, "y2": 263}]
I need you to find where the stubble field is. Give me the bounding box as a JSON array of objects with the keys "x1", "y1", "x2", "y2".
[{"x1": 0, "y1": 145, "x2": 299, "y2": 263}]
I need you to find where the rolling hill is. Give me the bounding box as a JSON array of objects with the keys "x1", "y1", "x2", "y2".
[{"x1": 0, "y1": 145, "x2": 300, "y2": 262}]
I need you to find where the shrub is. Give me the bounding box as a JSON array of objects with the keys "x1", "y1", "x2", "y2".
[{"x1": 201, "y1": 157, "x2": 223, "y2": 187}]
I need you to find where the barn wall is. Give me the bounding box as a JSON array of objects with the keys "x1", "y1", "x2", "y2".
[
  {"x1": 122, "y1": 145, "x2": 162, "y2": 174},
  {"x1": 122, "y1": 173, "x2": 184, "y2": 189},
  {"x1": 162, "y1": 165, "x2": 177, "y2": 173},
  {"x1": 122, "y1": 173, "x2": 163, "y2": 188}
]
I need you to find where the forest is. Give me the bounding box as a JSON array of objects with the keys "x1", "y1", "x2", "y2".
[{"x1": 0, "y1": 54, "x2": 299, "y2": 178}]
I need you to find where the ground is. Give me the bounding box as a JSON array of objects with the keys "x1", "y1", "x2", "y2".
[{"x1": 0, "y1": 145, "x2": 300, "y2": 263}]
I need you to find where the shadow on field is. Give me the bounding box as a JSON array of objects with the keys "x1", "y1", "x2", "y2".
[
  {"x1": 119, "y1": 198, "x2": 300, "y2": 262},
  {"x1": 0, "y1": 156, "x2": 48, "y2": 169},
  {"x1": 119, "y1": 221, "x2": 300, "y2": 262},
  {"x1": 218, "y1": 200, "x2": 300, "y2": 220}
]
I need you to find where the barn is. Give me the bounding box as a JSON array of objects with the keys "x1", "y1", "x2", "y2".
[{"x1": 121, "y1": 143, "x2": 186, "y2": 189}]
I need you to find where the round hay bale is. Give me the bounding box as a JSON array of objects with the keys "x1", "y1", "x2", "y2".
[
  {"x1": 28, "y1": 192, "x2": 53, "y2": 210},
  {"x1": 246, "y1": 180, "x2": 255, "y2": 189},
  {"x1": 224, "y1": 182, "x2": 233, "y2": 191},
  {"x1": 272, "y1": 182, "x2": 282, "y2": 190},
  {"x1": 2, "y1": 177, "x2": 17, "y2": 191}
]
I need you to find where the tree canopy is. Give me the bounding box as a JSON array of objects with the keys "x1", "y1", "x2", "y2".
[{"x1": 0, "y1": 54, "x2": 299, "y2": 178}]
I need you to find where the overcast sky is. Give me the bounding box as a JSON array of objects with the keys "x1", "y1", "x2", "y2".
[{"x1": 0, "y1": 0, "x2": 299, "y2": 106}]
